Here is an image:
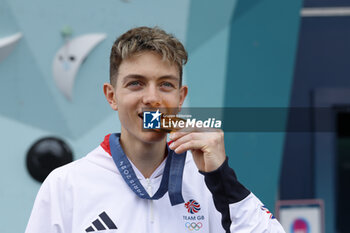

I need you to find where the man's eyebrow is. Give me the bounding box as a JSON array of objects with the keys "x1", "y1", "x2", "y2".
[
  {"x1": 121, "y1": 74, "x2": 180, "y2": 83},
  {"x1": 121, "y1": 74, "x2": 146, "y2": 84},
  {"x1": 158, "y1": 75, "x2": 179, "y2": 81}
]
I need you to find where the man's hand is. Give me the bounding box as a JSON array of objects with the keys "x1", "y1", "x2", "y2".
[{"x1": 168, "y1": 130, "x2": 226, "y2": 172}]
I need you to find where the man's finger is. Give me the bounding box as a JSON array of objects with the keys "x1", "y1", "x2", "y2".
[
  {"x1": 169, "y1": 131, "x2": 190, "y2": 141},
  {"x1": 169, "y1": 132, "x2": 205, "y2": 149},
  {"x1": 172, "y1": 140, "x2": 203, "y2": 154}
]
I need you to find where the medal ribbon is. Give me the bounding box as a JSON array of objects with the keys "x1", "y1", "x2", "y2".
[{"x1": 109, "y1": 133, "x2": 186, "y2": 206}]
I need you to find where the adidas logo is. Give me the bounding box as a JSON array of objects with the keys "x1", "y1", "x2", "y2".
[{"x1": 85, "y1": 211, "x2": 118, "y2": 232}]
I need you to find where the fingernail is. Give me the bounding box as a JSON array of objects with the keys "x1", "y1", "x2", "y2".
[{"x1": 169, "y1": 142, "x2": 174, "y2": 149}]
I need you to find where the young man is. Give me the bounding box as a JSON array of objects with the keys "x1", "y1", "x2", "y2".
[{"x1": 26, "y1": 27, "x2": 285, "y2": 233}]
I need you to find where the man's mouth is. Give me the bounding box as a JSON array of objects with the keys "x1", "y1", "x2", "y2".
[{"x1": 138, "y1": 113, "x2": 143, "y2": 120}]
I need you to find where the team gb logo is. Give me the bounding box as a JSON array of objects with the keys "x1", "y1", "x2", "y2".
[{"x1": 185, "y1": 199, "x2": 201, "y2": 214}]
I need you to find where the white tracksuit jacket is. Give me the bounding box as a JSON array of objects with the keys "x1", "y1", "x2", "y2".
[{"x1": 26, "y1": 134, "x2": 285, "y2": 233}]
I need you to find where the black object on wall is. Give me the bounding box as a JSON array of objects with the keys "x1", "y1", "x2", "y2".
[{"x1": 26, "y1": 137, "x2": 73, "y2": 183}]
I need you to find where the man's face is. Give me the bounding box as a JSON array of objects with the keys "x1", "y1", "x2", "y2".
[{"x1": 106, "y1": 51, "x2": 187, "y2": 143}]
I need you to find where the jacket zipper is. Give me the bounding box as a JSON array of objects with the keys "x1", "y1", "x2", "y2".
[{"x1": 146, "y1": 178, "x2": 154, "y2": 224}]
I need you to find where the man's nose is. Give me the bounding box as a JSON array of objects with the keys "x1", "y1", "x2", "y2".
[{"x1": 142, "y1": 86, "x2": 161, "y2": 107}]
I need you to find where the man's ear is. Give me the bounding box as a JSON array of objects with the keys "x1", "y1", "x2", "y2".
[
  {"x1": 103, "y1": 83, "x2": 118, "y2": 110},
  {"x1": 179, "y1": 85, "x2": 188, "y2": 108}
]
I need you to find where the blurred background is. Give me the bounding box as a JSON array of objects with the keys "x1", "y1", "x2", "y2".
[{"x1": 1, "y1": 0, "x2": 349, "y2": 232}]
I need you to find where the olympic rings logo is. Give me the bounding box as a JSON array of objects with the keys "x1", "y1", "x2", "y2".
[{"x1": 185, "y1": 222, "x2": 202, "y2": 231}]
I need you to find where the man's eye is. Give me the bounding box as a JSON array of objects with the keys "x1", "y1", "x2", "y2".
[
  {"x1": 127, "y1": 81, "x2": 141, "y2": 86},
  {"x1": 161, "y1": 82, "x2": 175, "y2": 88}
]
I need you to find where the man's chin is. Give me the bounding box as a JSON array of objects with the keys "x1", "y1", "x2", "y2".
[{"x1": 141, "y1": 130, "x2": 167, "y2": 143}]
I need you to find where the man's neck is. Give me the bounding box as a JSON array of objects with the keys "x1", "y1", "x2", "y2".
[{"x1": 119, "y1": 130, "x2": 167, "y2": 178}]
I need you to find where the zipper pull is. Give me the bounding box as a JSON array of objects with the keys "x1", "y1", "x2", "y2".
[
  {"x1": 145, "y1": 178, "x2": 154, "y2": 223},
  {"x1": 145, "y1": 178, "x2": 152, "y2": 196}
]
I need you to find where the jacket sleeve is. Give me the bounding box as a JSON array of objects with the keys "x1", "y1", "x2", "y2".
[
  {"x1": 25, "y1": 169, "x2": 72, "y2": 233},
  {"x1": 200, "y1": 157, "x2": 285, "y2": 233}
]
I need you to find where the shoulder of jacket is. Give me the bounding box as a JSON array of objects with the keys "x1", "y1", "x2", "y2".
[{"x1": 43, "y1": 145, "x2": 108, "y2": 184}]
